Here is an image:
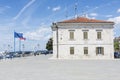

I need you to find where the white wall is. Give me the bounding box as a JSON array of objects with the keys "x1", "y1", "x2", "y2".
[{"x1": 52, "y1": 23, "x2": 114, "y2": 59}]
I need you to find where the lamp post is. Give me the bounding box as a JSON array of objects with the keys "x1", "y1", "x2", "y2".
[
  {"x1": 8, "y1": 44, "x2": 10, "y2": 52},
  {"x1": 37, "y1": 44, "x2": 40, "y2": 50},
  {"x1": 53, "y1": 23, "x2": 59, "y2": 58},
  {"x1": 22, "y1": 44, "x2": 25, "y2": 57}
]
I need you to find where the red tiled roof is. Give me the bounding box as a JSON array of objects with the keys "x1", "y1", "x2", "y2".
[{"x1": 58, "y1": 17, "x2": 114, "y2": 23}]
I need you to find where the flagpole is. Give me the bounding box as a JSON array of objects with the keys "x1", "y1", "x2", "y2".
[
  {"x1": 14, "y1": 31, "x2": 25, "y2": 52},
  {"x1": 19, "y1": 39, "x2": 21, "y2": 51},
  {"x1": 14, "y1": 31, "x2": 15, "y2": 53}
]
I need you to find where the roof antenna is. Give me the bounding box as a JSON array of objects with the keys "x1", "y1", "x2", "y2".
[
  {"x1": 74, "y1": 1, "x2": 78, "y2": 18},
  {"x1": 82, "y1": 9, "x2": 85, "y2": 17},
  {"x1": 82, "y1": 7, "x2": 88, "y2": 18},
  {"x1": 65, "y1": 5, "x2": 68, "y2": 19}
]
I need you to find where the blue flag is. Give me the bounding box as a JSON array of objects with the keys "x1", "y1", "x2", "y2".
[{"x1": 14, "y1": 32, "x2": 23, "y2": 38}]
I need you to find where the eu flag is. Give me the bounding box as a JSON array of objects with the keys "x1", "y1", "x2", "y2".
[{"x1": 14, "y1": 32, "x2": 23, "y2": 38}]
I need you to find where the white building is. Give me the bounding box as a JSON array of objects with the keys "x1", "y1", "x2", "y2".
[{"x1": 51, "y1": 17, "x2": 114, "y2": 59}]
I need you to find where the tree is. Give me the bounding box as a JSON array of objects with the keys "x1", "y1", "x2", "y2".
[
  {"x1": 114, "y1": 41, "x2": 119, "y2": 51},
  {"x1": 46, "y1": 38, "x2": 53, "y2": 51}
]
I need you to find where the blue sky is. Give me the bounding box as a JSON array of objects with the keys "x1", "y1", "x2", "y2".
[{"x1": 0, "y1": 0, "x2": 120, "y2": 52}]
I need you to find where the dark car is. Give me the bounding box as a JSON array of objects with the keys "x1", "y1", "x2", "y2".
[
  {"x1": 13, "y1": 51, "x2": 22, "y2": 57},
  {"x1": 34, "y1": 50, "x2": 41, "y2": 56},
  {"x1": 114, "y1": 52, "x2": 120, "y2": 58},
  {"x1": 22, "y1": 51, "x2": 33, "y2": 57},
  {"x1": 15, "y1": 51, "x2": 22, "y2": 54},
  {"x1": 5, "y1": 52, "x2": 14, "y2": 59},
  {"x1": 34, "y1": 50, "x2": 49, "y2": 55},
  {"x1": 48, "y1": 50, "x2": 53, "y2": 54},
  {"x1": 41, "y1": 50, "x2": 49, "y2": 55},
  {"x1": 0, "y1": 54, "x2": 4, "y2": 60}
]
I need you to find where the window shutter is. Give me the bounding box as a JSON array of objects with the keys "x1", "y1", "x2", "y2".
[
  {"x1": 97, "y1": 32, "x2": 102, "y2": 39},
  {"x1": 84, "y1": 47, "x2": 88, "y2": 55},
  {"x1": 70, "y1": 47, "x2": 74, "y2": 55},
  {"x1": 102, "y1": 47, "x2": 104, "y2": 55},
  {"x1": 70, "y1": 32, "x2": 74, "y2": 40},
  {"x1": 83, "y1": 32, "x2": 88, "y2": 39},
  {"x1": 96, "y1": 47, "x2": 98, "y2": 55}
]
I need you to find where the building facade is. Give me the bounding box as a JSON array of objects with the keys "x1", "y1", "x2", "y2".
[{"x1": 51, "y1": 17, "x2": 114, "y2": 59}]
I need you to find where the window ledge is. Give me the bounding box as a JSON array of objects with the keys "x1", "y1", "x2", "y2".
[
  {"x1": 96, "y1": 54, "x2": 104, "y2": 56},
  {"x1": 96, "y1": 39, "x2": 102, "y2": 41},
  {"x1": 84, "y1": 54, "x2": 89, "y2": 56},
  {"x1": 69, "y1": 39, "x2": 75, "y2": 41},
  {"x1": 83, "y1": 39, "x2": 89, "y2": 41}
]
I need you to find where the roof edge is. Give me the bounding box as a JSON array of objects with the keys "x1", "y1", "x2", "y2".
[{"x1": 57, "y1": 17, "x2": 114, "y2": 24}]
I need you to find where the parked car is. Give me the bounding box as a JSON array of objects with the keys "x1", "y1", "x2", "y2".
[
  {"x1": 13, "y1": 51, "x2": 22, "y2": 57},
  {"x1": 34, "y1": 50, "x2": 49, "y2": 55},
  {"x1": 15, "y1": 51, "x2": 22, "y2": 54},
  {"x1": 114, "y1": 52, "x2": 120, "y2": 58},
  {"x1": 41, "y1": 50, "x2": 49, "y2": 55},
  {"x1": 5, "y1": 52, "x2": 14, "y2": 59},
  {"x1": 22, "y1": 51, "x2": 33, "y2": 57},
  {"x1": 0, "y1": 54, "x2": 4, "y2": 60},
  {"x1": 34, "y1": 50, "x2": 41, "y2": 56},
  {"x1": 48, "y1": 50, "x2": 53, "y2": 54}
]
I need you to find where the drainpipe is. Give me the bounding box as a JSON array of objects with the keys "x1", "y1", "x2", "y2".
[{"x1": 53, "y1": 23, "x2": 59, "y2": 58}]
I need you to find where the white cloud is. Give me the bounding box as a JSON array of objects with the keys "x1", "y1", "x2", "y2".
[
  {"x1": 89, "y1": 13, "x2": 98, "y2": 17},
  {"x1": 24, "y1": 27, "x2": 52, "y2": 41},
  {"x1": 47, "y1": 6, "x2": 50, "y2": 10},
  {"x1": 0, "y1": 8, "x2": 5, "y2": 14},
  {"x1": 117, "y1": 8, "x2": 120, "y2": 13},
  {"x1": 21, "y1": 16, "x2": 31, "y2": 28},
  {"x1": 108, "y1": 16, "x2": 120, "y2": 24},
  {"x1": 13, "y1": 0, "x2": 36, "y2": 20},
  {"x1": 108, "y1": 16, "x2": 120, "y2": 37},
  {"x1": 0, "y1": 6, "x2": 11, "y2": 14},
  {"x1": 95, "y1": 6, "x2": 99, "y2": 9},
  {"x1": 52, "y1": 6, "x2": 61, "y2": 11},
  {"x1": 91, "y1": 17, "x2": 96, "y2": 19},
  {"x1": 5, "y1": 6, "x2": 11, "y2": 9},
  {"x1": 106, "y1": 15, "x2": 112, "y2": 18}
]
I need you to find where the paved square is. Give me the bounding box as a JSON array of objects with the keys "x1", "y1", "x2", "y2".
[{"x1": 0, "y1": 55, "x2": 120, "y2": 80}]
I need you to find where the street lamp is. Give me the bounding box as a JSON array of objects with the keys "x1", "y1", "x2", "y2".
[{"x1": 37, "y1": 44, "x2": 40, "y2": 50}]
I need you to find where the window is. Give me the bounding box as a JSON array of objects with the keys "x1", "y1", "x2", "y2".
[
  {"x1": 83, "y1": 32, "x2": 88, "y2": 39},
  {"x1": 70, "y1": 47, "x2": 74, "y2": 55},
  {"x1": 84, "y1": 47, "x2": 88, "y2": 55},
  {"x1": 96, "y1": 47, "x2": 104, "y2": 55},
  {"x1": 97, "y1": 32, "x2": 102, "y2": 39},
  {"x1": 70, "y1": 31, "x2": 74, "y2": 40}
]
